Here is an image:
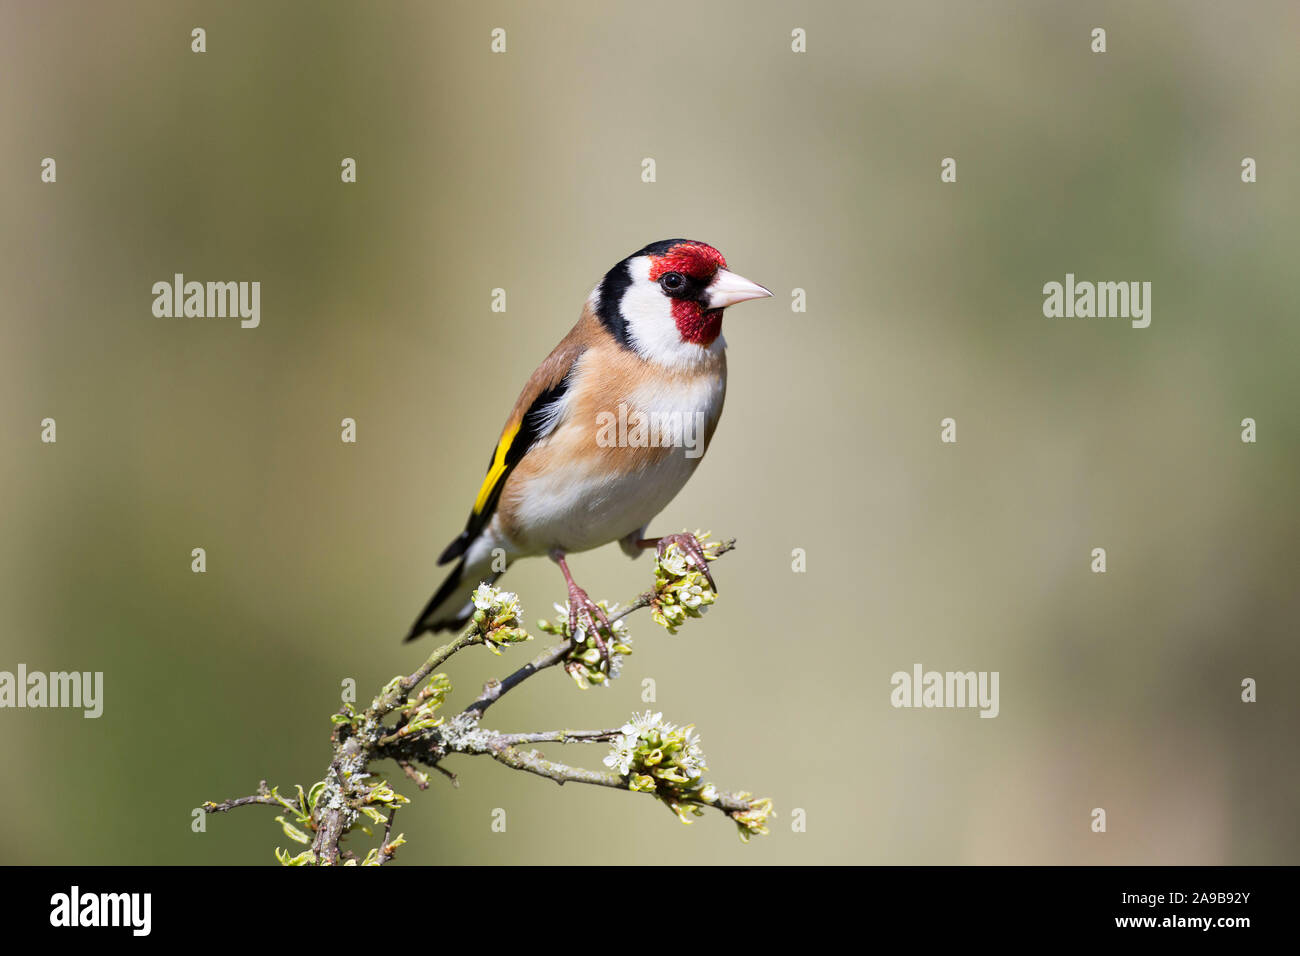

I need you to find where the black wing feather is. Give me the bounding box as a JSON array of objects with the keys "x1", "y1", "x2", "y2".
[{"x1": 436, "y1": 372, "x2": 573, "y2": 566}]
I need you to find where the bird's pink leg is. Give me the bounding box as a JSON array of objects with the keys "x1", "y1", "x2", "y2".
[
  {"x1": 549, "y1": 551, "x2": 612, "y2": 656},
  {"x1": 633, "y1": 532, "x2": 717, "y2": 591}
]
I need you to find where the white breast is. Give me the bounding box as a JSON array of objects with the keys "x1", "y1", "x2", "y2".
[{"x1": 502, "y1": 370, "x2": 726, "y2": 556}]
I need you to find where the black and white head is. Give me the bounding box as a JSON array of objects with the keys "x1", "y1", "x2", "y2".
[{"x1": 591, "y1": 239, "x2": 771, "y2": 368}]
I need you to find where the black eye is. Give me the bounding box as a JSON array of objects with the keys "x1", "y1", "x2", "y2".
[{"x1": 659, "y1": 272, "x2": 685, "y2": 292}]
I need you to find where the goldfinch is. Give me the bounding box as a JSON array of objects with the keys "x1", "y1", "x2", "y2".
[{"x1": 406, "y1": 239, "x2": 771, "y2": 642}]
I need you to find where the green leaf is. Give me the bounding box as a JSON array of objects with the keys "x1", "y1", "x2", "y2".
[{"x1": 275, "y1": 815, "x2": 311, "y2": 845}]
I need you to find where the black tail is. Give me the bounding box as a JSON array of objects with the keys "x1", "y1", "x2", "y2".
[
  {"x1": 405, "y1": 553, "x2": 508, "y2": 642},
  {"x1": 438, "y1": 530, "x2": 471, "y2": 565},
  {"x1": 405, "y1": 557, "x2": 468, "y2": 642}
]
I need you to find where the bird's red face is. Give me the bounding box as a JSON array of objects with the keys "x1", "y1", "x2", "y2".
[
  {"x1": 646, "y1": 242, "x2": 732, "y2": 346},
  {"x1": 595, "y1": 239, "x2": 771, "y2": 366}
]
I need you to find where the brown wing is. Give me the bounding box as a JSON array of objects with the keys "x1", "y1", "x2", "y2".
[{"x1": 436, "y1": 310, "x2": 604, "y2": 564}]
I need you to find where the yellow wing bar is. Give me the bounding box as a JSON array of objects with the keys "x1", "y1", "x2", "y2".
[{"x1": 473, "y1": 420, "x2": 521, "y2": 515}]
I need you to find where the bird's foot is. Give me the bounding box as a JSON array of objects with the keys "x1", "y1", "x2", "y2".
[
  {"x1": 655, "y1": 532, "x2": 718, "y2": 592},
  {"x1": 565, "y1": 580, "x2": 613, "y2": 660}
]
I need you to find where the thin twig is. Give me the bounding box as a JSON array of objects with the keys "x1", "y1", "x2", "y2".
[
  {"x1": 464, "y1": 640, "x2": 573, "y2": 716},
  {"x1": 203, "y1": 780, "x2": 276, "y2": 813},
  {"x1": 376, "y1": 807, "x2": 400, "y2": 865},
  {"x1": 371, "y1": 632, "x2": 478, "y2": 719},
  {"x1": 398, "y1": 759, "x2": 430, "y2": 790},
  {"x1": 492, "y1": 728, "x2": 622, "y2": 747},
  {"x1": 486, "y1": 742, "x2": 755, "y2": 816}
]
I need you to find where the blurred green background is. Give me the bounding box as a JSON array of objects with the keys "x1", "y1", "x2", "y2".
[{"x1": 1, "y1": 0, "x2": 1296, "y2": 865}]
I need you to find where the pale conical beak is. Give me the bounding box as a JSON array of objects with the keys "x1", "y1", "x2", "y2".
[{"x1": 706, "y1": 269, "x2": 773, "y2": 309}]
